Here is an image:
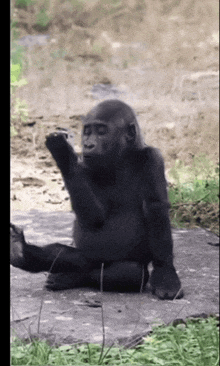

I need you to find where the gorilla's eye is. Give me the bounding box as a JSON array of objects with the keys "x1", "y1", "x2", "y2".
[
  {"x1": 84, "y1": 126, "x2": 91, "y2": 136},
  {"x1": 97, "y1": 125, "x2": 108, "y2": 135}
]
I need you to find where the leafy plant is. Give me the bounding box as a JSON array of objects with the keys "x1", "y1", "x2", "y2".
[
  {"x1": 169, "y1": 178, "x2": 219, "y2": 205},
  {"x1": 169, "y1": 156, "x2": 219, "y2": 185},
  {"x1": 35, "y1": 8, "x2": 51, "y2": 30},
  {"x1": 11, "y1": 58, "x2": 28, "y2": 136},
  {"x1": 11, "y1": 98, "x2": 29, "y2": 124},
  {"x1": 168, "y1": 157, "x2": 219, "y2": 234},
  {"x1": 11, "y1": 43, "x2": 25, "y2": 65},
  {"x1": 11, "y1": 64, "x2": 28, "y2": 90},
  {"x1": 11, "y1": 317, "x2": 219, "y2": 365},
  {"x1": 15, "y1": 0, "x2": 34, "y2": 8}
]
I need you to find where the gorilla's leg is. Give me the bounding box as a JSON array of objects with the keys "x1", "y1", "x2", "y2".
[
  {"x1": 45, "y1": 262, "x2": 148, "y2": 291},
  {"x1": 11, "y1": 224, "x2": 149, "y2": 292},
  {"x1": 89, "y1": 262, "x2": 149, "y2": 292},
  {"x1": 10, "y1": 224, "x2": 92, "y2": 274}
]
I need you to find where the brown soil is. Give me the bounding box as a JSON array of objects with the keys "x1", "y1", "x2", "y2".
[{"x1": 11, "y1": 0, "x2": 219, "y2": 212}]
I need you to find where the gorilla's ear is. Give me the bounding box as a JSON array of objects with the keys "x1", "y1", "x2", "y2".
[{"x1": 126, "y1": 123, "x2": 136, "y2": 143}]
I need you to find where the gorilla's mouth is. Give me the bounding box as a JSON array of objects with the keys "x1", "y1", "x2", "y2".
[
  {"x1": 83, "y1": 154, "x2": 93, "y2": 160},
  {"x1": 83, "y1": 154, "x2": 104, "y2": 168},
  {"x1": 83, "y1": 154, "x2": 97, "y2": 164},
  {"x1": 83, "y1": 152, "x2": 100, "y2": 158}
]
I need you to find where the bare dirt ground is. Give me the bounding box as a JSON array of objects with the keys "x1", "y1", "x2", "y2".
[
  {"x1": 11, "y1": 85, "x2": 219, "y2": 212},
  {"x1": 11, "y1": 0, "x2": 219, "y2": 212}
]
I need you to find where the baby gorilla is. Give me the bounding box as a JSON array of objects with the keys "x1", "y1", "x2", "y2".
[{"x1": 10, "y1": 100, "x2": 183, "y2": 299}]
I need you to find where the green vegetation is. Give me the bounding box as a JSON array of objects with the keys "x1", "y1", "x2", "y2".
[
  {"x1": 168, "y1": 156, "x2": 219, "y2": 235},
  {"x1": 15, "y1": 0, "x2": 33, "y2": 8},
  {"x1": 11, "y1": 60, "x2": 29, "y2": 136},
  {"x1": 11, "y1": 316, "x2": 219, "y2": 365},
  {"x1": 35, "y1": 8, "x2": 51, "y2": 30},
  {"x1": 11, "y1": 16, "x2": 29, "y2": 136}
]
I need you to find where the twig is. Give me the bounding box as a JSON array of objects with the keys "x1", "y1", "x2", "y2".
[
  {"x1": 167, "y1": 284, "x2": 202, "y2": 326},
  {"x1": 140, "y1": 264, "x2": 145, "y2": 294},
  {"x1": 100, "y1": 265, "x2": 147, "y2": 358},
  {"x1": 120, "y1": 264, "x2": 146, "y2": 349},
  {"x1": 37, "y1": 292, "x2": 46, "y2": 334},
  {"x1": 37, "y1": 248, "x2": 64, "y2": 334},
  {"x1": 98, "y1": 263, "x2": 105, "y2": 365}
]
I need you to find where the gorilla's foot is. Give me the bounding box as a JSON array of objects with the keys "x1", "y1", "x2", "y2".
[
  {"x1": 150, "y1": 265, "x2": 184, "y2": 300},
  {"x1": 45, "y1": 272, "x2": 88, "y2": 291},
  {"x1": 10, "y1": 223, "x2": 26, "y2": 269}
]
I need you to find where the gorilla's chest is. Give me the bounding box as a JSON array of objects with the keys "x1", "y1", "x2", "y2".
[{"x1": 93, "y1": 171, "x2": 143, "y2": 214}]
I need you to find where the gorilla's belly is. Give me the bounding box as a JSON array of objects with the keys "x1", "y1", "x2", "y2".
[{"x1": 73, "y1": 210, "x2": 146, "y2": 261}]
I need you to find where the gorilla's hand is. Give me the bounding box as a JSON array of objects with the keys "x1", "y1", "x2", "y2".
[
  {"x1": 46, "y1": 132, "x2": 78, "y2": 177},
  {"x1": 150, "y1": 265, "x2": 184, "y2": 300}
]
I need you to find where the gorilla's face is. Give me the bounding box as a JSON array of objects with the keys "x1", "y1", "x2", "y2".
[
  {"x1": 81, "y1": 100, "x2": 140, "y2": 170},
  {"x1": 82, "y1": 118, "x2": 126, "y2": 165}
]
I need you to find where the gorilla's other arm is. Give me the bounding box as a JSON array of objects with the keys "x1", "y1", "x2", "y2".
[
  {"x1": 141, "y1": 147, "x2": 182, "y2": 299},
  {"x1": 142, "y1": 147, "x2": 173, "y2": 264}
]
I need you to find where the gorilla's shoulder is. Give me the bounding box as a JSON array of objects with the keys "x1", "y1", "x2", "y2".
[{"x1": 136, "y1": 146, "x2": 164, "y2": 168}]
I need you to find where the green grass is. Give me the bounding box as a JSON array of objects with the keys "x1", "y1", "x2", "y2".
[
  {"x1": 169, "y1": 179, "x2": 219, "y2": 205},
  {"x1": 168, "y1": 157, "x2": 219, "y2": 235},
  {"x1": 11, "y1": 316, "x2": 219, "y2": 365}
]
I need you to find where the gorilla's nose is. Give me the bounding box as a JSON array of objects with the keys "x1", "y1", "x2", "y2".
[{"x1": 84, "y1": 143, "x2": 95, "y2": 151}]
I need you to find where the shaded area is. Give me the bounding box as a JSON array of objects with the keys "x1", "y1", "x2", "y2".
[{"x1": 11, "y1": 211, "x2": 219, "y2": 345}]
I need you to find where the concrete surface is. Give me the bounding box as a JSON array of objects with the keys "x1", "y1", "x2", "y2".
[{"x1": 10, "y1": 211, "x2": 219, "y2": 346}]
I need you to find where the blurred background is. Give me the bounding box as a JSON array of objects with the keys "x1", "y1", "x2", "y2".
[{"x1": 11, "y1": 0, "x2": 219, "y2": 233}]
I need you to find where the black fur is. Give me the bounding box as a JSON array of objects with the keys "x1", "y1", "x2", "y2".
[{"x1": 10, "y1": 100, "x2": 183, "y2": 299}]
